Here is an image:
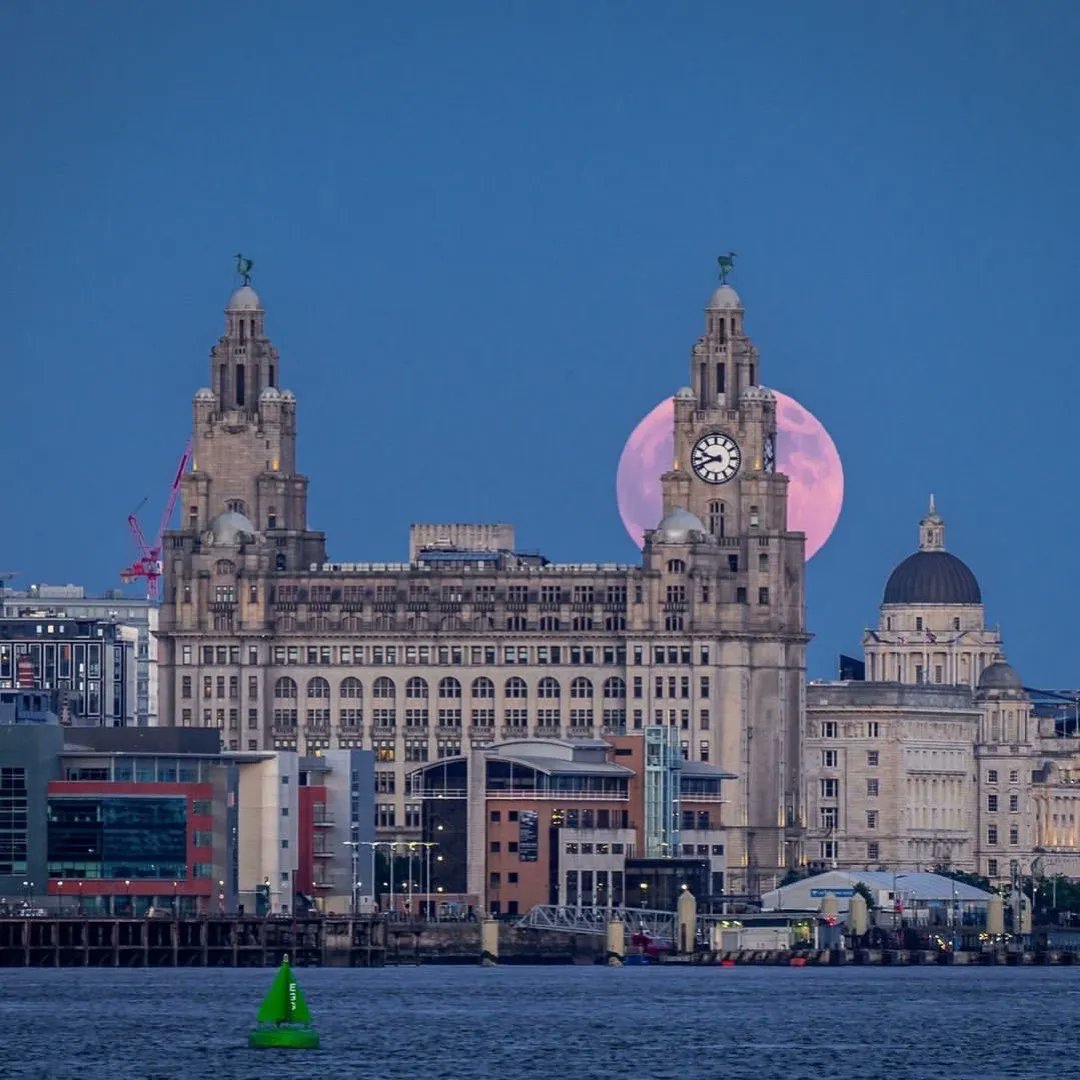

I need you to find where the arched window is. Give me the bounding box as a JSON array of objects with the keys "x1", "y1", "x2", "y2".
[
  {"x1": 471, "y1": 677, "x2": 495, "y2": 699},
  {"x1": 438, "y1": 677, "x2": 462, "y2": 699},
  {"x1": 570, "y1": 677, "x2": 594, "y2": 699},
  {"x1": 267, "y1": 506, "x2": 278, "y2": 530},
  {"x1": 215, "y1": 559, "x2": 236, "y2": 576},
  {"x1": 666, "y1": 559, "x2": 686, "y2": 574},
  {"x1": 504, "y1": 677, "x2": 528, "y2": 699},
  {"x1": 226, "y1": 499, "x2": 247, "y2": 515},
  {"x1": 275, "y1": 553, "x2": 286, "y2": 571},
  {"x1": 538, "y1": 677, "x2": 561, "y2": 699},
  {"x1": 603, "y1": 677, "x2": 626, "y2": 699},
  {"x1": 339, "y1": 677, "x2": 363, "y2": 699},
  {"x1": 274, "y1": 677, "x2": 297, "y2": 700},
  {"x1": 372, "y1": 677, "x2": 396, "y2": 699},
  {"x1": 708, "y1": 500, "x2": 725, "y2": 537},
  {"x1": 307, "y1": 677, "x2": 330, "y2": 699},
  {"x1": 405, "y1": 677, "x2": 429, "y2": 699}
]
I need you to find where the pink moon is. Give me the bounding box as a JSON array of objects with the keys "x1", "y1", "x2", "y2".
[{"x1": 615, "y1": 391, "x2": 844, "y2": 559}]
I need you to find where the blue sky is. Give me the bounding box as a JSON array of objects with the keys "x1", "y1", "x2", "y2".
[{"x1": 2, "y1": 2, "x2": 1077, "y2": 685}]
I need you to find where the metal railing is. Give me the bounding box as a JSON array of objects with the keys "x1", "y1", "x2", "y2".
[{"x1": 518, "y1": 904, "x2": 676, "y2": 938}]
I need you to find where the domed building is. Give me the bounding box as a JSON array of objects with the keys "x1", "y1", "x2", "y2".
[{"x1": 862, "y1": 498, "x2": 1002, "y2": 689}]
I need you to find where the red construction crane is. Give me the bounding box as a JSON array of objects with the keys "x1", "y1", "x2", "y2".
[{"x1": 120, "y1": 437, "x2": 193, "y2": 599}]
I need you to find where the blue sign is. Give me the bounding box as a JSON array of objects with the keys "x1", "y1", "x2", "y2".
[{"x1": 810, "y1": 888, "x2": 854, "y2": 898}]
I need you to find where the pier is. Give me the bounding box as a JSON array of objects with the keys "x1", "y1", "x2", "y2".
[{"x1": 0, "y1": 915, "x2": 386, "y2": 967}]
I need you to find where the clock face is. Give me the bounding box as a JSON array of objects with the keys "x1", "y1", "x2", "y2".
[{"x1": 691, "y1": 432, "x2": 742, "y2": 484}]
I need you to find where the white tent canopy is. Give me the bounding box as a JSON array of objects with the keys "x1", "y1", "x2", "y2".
[{"x1": 761, "y1": 869, "x2": 993, "y2": 913}]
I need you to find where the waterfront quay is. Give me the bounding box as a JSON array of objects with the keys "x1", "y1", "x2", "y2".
[{"x1": 0, "y1": 914, "x2": 386, "y2": 967}]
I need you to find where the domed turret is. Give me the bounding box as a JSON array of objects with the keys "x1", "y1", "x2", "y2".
[
  {"x1": 654, "y1": 508, "x2": 710, "y2": 544},
  {"x1": 706, "y1": 283, "x2": 742, "y2": 310},
  {"x1": 977, "y1": 659, "x2": 1024, "y2": 694},
  {"x1": 207, "y1": 510, "x2": 257, "y2": 546},
  {"x1": 883, "y1": 496, "x2": 981, "y2": 605},
  {"x1": 227, "y1": 285, "x2": 262, "y2": 311}
]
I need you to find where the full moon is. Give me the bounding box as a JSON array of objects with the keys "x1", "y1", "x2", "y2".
[{"x1": 615, "y1": 391, "x2": 844, "y2": 559}]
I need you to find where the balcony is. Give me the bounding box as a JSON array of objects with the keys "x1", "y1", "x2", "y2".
[
  {"x1": 312, "y1": 849, "x2": 334, "y2": 858},
  {"x1": 313, "y1": 811, "x2": 335, "y2": 827},
  {"x1": 532, "y1": 726, "x2": 562, "y2": 739},
  {"x1": 501, "y1": 726, "x2": 529, "y2": 739}
]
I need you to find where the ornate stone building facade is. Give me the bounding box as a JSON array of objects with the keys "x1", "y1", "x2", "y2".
[
  {"x1": 862, "y1": 499, "x2": 1002, "y2": 689},
  {"x1": 155, "y1": 273, "x2": 809, "y2": 896},
  {"x1": 807, "y1": 501, "x2": 1080, "y2": 886}
]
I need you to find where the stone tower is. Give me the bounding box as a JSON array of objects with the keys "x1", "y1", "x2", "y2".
[
  {"x1": 157, "y1": 277, "x2": 326, "y2": 737},
  {"x1": 181, "y1": 283, "x2": 322, "y2": 557},
  {"x1": 643, "y1": 272, "x2": 808, "y2": 895}
]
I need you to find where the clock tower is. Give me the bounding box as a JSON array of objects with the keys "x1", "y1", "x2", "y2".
[
  {"x1": 661, "y1": 280, "x2": 787, "y2": 541},
  {"x1": 644, "y1": 262, "x2": 808, "y2": 895}
]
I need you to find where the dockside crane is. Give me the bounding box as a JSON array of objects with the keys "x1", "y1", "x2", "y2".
[{"x1": 120, "y1": 438, "x2": 193, "y2": 599}]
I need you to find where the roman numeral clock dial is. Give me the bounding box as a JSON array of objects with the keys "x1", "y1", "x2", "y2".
[{"x1": 691, "y1": 432, "x2": 742, "y2": 484}]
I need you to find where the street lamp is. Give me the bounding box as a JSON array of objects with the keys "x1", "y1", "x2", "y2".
[
  {"x1": 416, "y1": 842, "x2": 437, "y2": 920},
  {"x1": 343, "y1": 840, "x2": 360, "y2": 915},
  {"x1": 406, "y1": 843, "x2": 418, "y2": 918}
]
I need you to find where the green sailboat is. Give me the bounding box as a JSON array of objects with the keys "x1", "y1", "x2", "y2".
[{"x1": 248, "y1": 954, "x2": 320, "y2": 1050}]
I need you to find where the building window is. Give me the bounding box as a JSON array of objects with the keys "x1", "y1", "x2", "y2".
[
  {"x1": 866, "y1": 779, "x2": 879, "y2": 797},
  {"x1": 867, "y1": 810, "x2": 878, "y2": 829},
  {"x1": 987, "y1": 795, "x2": 998, "y2": 812},
  {"x1": 1009, "y1": 794, "x2": 1019, "y2": 813},
  {"x1": 822, "y1": 721, "x2": 837, "y2": 739},
  {"x1": 988, "y1": 859, "x2": 998, "y2": 877},
  {"x1": 1009, "y1": 770, "x2": 1019, "y2": 784},
  {"x1": 867, "y1": 751, "x2": 879, "y2": 767},
  {"x1": 867, "y1": 842, "x2": 880, "y2": 861},
  {"x1": 987, "y1": 769, "x2": 998, "y2": 783},
  {"x1": 867, "y1": 722, "x2": 880, "y2": 738},
  {"x1": 987, "y1": 825, "x2": 998, "y2": 845},
  {"x1": 1009, "y1": 826, "x2": 1019, "y2": 845},
  {"x1": 758, "y1": 587, "x2": 769, "y2": 605},
  {"x1": 820, "y1": 841, "x2": 837, "y2": 860},
  {"x1": 820, "y1": 779, "x2": 838, "y2": 798},
  {"x1": 915, "y1": 617, "x2": 923, "y2": 631},
  {"x1": 820, "y1": 806, "x2": 837, "y2": 829},
  {"x1": 822, "y1": 750, "x2": 837, "y2": 768}
]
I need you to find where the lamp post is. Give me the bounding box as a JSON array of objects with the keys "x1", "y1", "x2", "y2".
[
  {"x1": 172, "y1": 881, "x2": 179, "y2": 917},
  {"x1": 423, "y1": 842, "x2": 436, "y2": 921},
  {"x1": 359, "y1": 841, "x2": 383, "y2": 912},
  {"x1": 125, "y1": 879, "x2": 131, "y2": 918},
  {"x1": 343, "y1": 840, "x2": 359, "y2": 914},
  {"x1": 405, "y1": 843, "x2": 418, "y2": 919},
  {"x1": 388, "y1": 841, "x2": 398, "y2": 917}
]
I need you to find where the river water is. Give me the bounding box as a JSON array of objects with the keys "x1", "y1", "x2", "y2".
[{"x1": 0, "y1": 964, "x2": 1073, "y2": 1079}]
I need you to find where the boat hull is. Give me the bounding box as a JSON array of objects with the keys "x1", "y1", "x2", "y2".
[{"x1": 249, "y1": 1026, "x2": 320, "y2": 1050}]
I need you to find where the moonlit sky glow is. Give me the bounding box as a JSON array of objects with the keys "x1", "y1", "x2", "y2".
[{"x1": 2, "y1": 3, "x2": 1078, "y2": 682}]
